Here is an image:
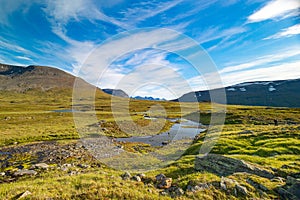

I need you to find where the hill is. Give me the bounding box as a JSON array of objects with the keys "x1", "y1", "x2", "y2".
[
  {"x1": 0, "y1": 63, "x2": 79, "y2": 91},
  {"x1": 175, "y1": 79, "x2": 300, "y2": 107}
]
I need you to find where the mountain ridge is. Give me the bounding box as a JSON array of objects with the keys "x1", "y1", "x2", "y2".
[
  {"x1": 1, "y1": 63, "x2": 299, "y2": 107},
  {"x1": 175, "y1": 78, "x2": 300, "y2": 107}
]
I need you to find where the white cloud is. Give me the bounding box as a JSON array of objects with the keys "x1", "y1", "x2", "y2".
[
  {"x1": 0, "y1": 0, "x2": 33, "y2": 26},
  {"x1": 187, "y1": 60, "x2": 300, "y2": 91},
  {"x1": 44, "y1": 0, "x2": 128, "y2": 29},
  {"x1": 220, "y1": 48, "x2": 300, "y2": 73},
  {"x1": 248, "y1": 0, "x2": 300, "y2": 23},
  {"x1": 75, "y1": 28, "x2": 195, "y2": 80},
  {"x1": 221, "y1": 60, "x2": 300, "y2": 86},
  {"x1": 16, "y1": 56, "x2": 32, "y2": 61},
  {"x1": 119, "y1": 0, "x2": 183, "y2": 27},
  {"x1": 71, "y1": 28, "x2": 207, "y2": 99},
  {"x1": 198, "y1": 26, "x2": 247, "y2": 45},
  {"x1": 113, "y1": 64, "x2": 191, "y2": 100},
  {"x1": 264, "y1": 24, "x2": 300, "y2": 40}
]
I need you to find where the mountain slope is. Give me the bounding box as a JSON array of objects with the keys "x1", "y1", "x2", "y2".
[
  {"x1": 102, "y1": 88, "x2": 129, "y2": 98},
  {"x1": 0, "y1": 63, "x2": 80, "y2": 91},
  {"x1": 175, "y1": 79, "x2": 300, "y2": 107},
  {"x1": 0, "y1": 63, "x2": 110, "y2": 97}
]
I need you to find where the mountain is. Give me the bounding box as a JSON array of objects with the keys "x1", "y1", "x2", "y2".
[
  {"x1": 132, "y1": 96, "x2": 166, "y2": 101},
  {"x1": 175, "y1": 79, "x2": 300, "y2": 107},
  {"x1": 0, "y1": 63, "x2": 106, "y2": 96},
  {"x1": 102, "y1": 89, "x2": 129, "y2": 98}
]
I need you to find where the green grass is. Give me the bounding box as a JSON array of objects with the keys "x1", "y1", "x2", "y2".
[{"x1": 0, "y1": 89, "x2": 299, "y2": 199}]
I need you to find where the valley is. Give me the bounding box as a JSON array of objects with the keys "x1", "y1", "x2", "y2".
[{"x1": 0, "y1": 64, "x2": 299, "y2": 199}]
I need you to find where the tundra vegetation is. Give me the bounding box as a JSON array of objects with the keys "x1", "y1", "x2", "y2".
[{"x1": 0, "y1": 89, "x2": 299, "y2": 199}]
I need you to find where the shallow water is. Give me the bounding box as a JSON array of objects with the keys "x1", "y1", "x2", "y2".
[
  {"x1": 52, "y1": 109, "x2": 79, "y2": 113},
  {"x1": 116, "y1": 119, "x2": 205, "y2": 146}
]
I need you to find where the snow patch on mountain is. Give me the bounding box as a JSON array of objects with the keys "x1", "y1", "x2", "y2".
[
  {"x1": 269, "y1": 85, "x2": 276, "y2": 92},
  {"x1": 239, "y1": 88, "x2": 246, "y2": 92},
  {"x1": 227, "y1": 88, "x2": 236, "y2": 91},
  {"x1": 235, "y1": 81, "x2": 274, "y2": 87}
]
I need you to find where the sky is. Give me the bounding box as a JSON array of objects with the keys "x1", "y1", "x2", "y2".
[{"x1": 0, "y1": 0, "x2": 300, "y2": 99}]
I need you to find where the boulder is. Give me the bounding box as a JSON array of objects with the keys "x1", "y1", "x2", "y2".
[
  {"x1": 155, "y1": 174, "x2": 166, "y2": 182},
  {"x1": 220, "y1": 177, "x2": 237, "y2": 191},
  {"x1": 121, "y1": 171, "x2": 131, "y2": 180},
  {"x1": 195, "y1": 154, "x2": 274, "y2": 179},
  {"x1": 166, "y1": 186, "x2": 184, "y2": 198},
  {"x1": 186, "y1": 181, "x2": 209, "y2": 192},
  {"x1": 238, "y1": 130, "x2": 253, "y2": 135},
  {"x1": 286, "y1": 176, "x2": 300, "y2": 185},
  {"x1": 131, "y1": 175, "x2": 141, "y2": 182},
  {"x1": 235, "y1": 184, "x2": 248, "y2": 196},
  {"x1": 77, "y1": 163, "x2": 90, "y2": 169},
  {"x1": 31, "y1": 163, "x2": 49, "y2": 170},
  {"x1": 271, "y1": 177, "x2": 285, "y2": 183},
  {"x1": 246, "y1": 178, "x2": 269, "y2": 191},
  {"x1": 14, "y1": 169, "x2": 37, "y2": 177},
  {"x1": 14, "y1": 190, "x2": 32, "y2": 199},
  {"x1": 137, "y1": 173, "x2": 146, "y2": 180},
  {"x1": 157, "y1": 178, "x2": 172, "y2": 189}
]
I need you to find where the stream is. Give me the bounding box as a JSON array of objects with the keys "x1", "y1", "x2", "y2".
[{"x1": 116, "y1": 119, "x2": 205, "y2": 146}]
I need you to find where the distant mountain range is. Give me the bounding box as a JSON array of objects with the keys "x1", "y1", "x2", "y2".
[
  {"x1": 131, "y1": 96, "x2": 166, "y2": 101},
  {"x1": 174, "y1": 79, "x2": 300, "y2": 107},
  {"x1": 1, "y1": 63, "x2": 299, "y2": 107},
  {"x1": 101, "y1": 89, "x2": 166, "y2": 101}
]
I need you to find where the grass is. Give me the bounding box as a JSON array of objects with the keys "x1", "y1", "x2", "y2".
[{"x1": 0, "y1": 88, "x2": 299, "y2": 199}]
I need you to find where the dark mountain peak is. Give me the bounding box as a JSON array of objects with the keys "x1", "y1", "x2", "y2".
[
  {"x1": 0, "y1": 63, "x2": 34, "y2": 76},
  {"x1": 102, "y1": 89, "x2": 129, "y2": 98}
]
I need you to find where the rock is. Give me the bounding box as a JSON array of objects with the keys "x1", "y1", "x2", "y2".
[
  {"x1": 14, "y1": 190, "x2": 32, "y2": 199},
  {"x1": 121, "y1": 171, "x2": 131, "y2": 180},
  {"x1": 258, "y1": 189, "x2": 269, "y2": 198},
  {"x1": 77, "y1": 163, "x2": 90, "y2": 169},
  {"x1": 220, "y1": 181, "x2": 227, "y2": 191},
  {"x1": 167, "y1": 186, "x2": 184, "y2": 198},
  {"x1": 286, "y1": 183, "x2": 300, "y2": 199},
  {"x1": 195, "y1": 154, "x2": 274, "y2": 179},
  {"x1": 271, "y1": 177, "x2": 285, "y2": 183},
  {"x1": 277, "y1": 187, "x2": 299, "y2": 200},
  {"x1": 69, "y1": 171, "x2": 79, "y2": 176},
  {"x1": 159, "y1": 191, "x2": 168, "y2": 196},
  {"x1": 187, "y1": 182, "x2": 209, "y2": 192},
  {"x1": 0, "y1": 172, "x2": 5, "y2": 176},
  {"x1": 162, "y1": 141, "x2": 169, "y2": 145},
  {"x1": 31, "y1": 163, "x2": 49, "y2": 170},
  {"x1": 246, "y1": 178, "x2": 269, "y2": 191},
  {"x1": 157, "y1": 178, "x2": 172, "y2": 189},
  {"x1": 14, "y1": 169, "x2": 37, "y2": 177},
  {"x1": 235, "y1": 184, "x2": 248, "y2": 196},
  {"x1": 60, "y1": 163, "x2": 73, "y2": 171},
  {"x1": 131, "y1": 175, "x2": 141, "y2": 182},
  {"x1": 155, "y1": 174, "x2": 166, "y2": 182},
  {"x1": 220, "y1": 177, "x2": 237, "y2": 191},
  {"x1": 137, "y1": 173, "x2": 146, "y2": 180},
  {"x1": 286, "y1": 176, "x2": 300, "y2": 185},
  {"x1": 238, "y1": 130, "x2": 253, "y2": 135}
]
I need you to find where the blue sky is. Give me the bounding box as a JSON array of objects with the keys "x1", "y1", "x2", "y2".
[{"x1": 0, "y1": 0, "x2": 300, "y2": 99}]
